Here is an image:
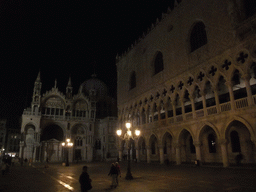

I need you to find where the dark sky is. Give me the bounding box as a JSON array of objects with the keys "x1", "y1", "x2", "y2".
[{"x1": 0, "y1": 0, "x2": 175, "y2": 124}]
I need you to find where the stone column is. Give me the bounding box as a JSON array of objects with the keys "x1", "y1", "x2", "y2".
[
  {"x1": 145, "y1": 111, "x2": 148, "y2": 124},
  {"x1": 158, "y1": 105, "x2": 161, "y2": 122},
  {"x1": 165, "y1": 104, "x2": 169, "y2": 124},
  {"x1": 181, "y1": 99, "x2": 185, "y2": 120},
  {"x1": 159, "y1": 145, "x2": 164, "y2": 164},
  {"x1": 172, "y1": 102, "x2": 176, "y2": 122},
  {"x1": 213, "y1": 87, "x2": 221, "y2": 113},
  {"x1": 194, "y1": 141, "x2": 202, "y2": 162},
  {"x1": 190, "y1": 95, "x2": 196, "y2": 119},
  {"x1": 226, "y1": 81, "x2": 235, "y2": 110},
  {"x1": 146, "y1": 147, "x2": 151, "y2": 163},
  {"x1": 242, "y1": 74, "x2": 253, "y2": 106},
  {"x1": 175, "y1": 143, "x2": 181, "y2": 165},
  {"x1": 220, "y1": 139, "x2": 229, "y2": 167},
  {"x1": 201, "y1": 93, "x2": 207, "y2": 116}
]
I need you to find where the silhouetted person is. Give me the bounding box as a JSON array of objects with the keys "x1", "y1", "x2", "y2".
[
  {"x1": 108, "y1": 163, "x2": 118, "y2": 188},
  {"x1": 235, "y1": 153, "x2": 243, "y2": 166},
  {"x1": 79, "y1": 166, "x2": 92, "y2": 192},
  {"x1": 115, "y1": 162, "x2": 121, "y2": 186}
]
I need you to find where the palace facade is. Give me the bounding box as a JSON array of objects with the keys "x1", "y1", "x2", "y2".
[{"x1": 116, "y1": 0, "x2": 256, "y2": 167}]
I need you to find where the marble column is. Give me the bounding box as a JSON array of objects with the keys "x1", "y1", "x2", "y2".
[
  {"x1": 242, "y1": 74, "x2": 253, "y2": 106},
  {"x1": 226, "y1": 81, "x2": 235, "y2": 110},
  {"x1": 175, "y1": 143, "x2": 181, "y2": 165},
  {"x1": 220, "y1": 139, "x2": 229, "y2": 167},
  {"x1": 159, "y1": 145, "x2": 164, "y2": 164},
  {"x1": 146, "y1": 147, "x2": 151, "y2": 163},
  {"x1": 194, "y1": 141, "x2": 202, "y2": 162}
]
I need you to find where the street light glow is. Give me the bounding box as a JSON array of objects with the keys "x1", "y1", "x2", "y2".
[
  {"x1": 125, "y1": 122, "x2": 131, "y2": 129},
  {"x1": 117, "y1": 129, "x2": 122, "y2": 136},
  {"x1": 66, "y1": 138, "x2": 70, "y2": 143},
  {"x1": 135, "y1": 130, "x2": 140, "y2": 136}
]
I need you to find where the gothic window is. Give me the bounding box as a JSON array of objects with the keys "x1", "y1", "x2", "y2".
[
  {"x1": 208, "y1": 134, "x2": 216, "y2": 153},
  {"x1": 190, "y1": 22, "x2": 207, "y2": 52},
  {"x1": 130, "y1": 71, "x2": 136, "y2": 90},
  {"x1": 75, "y1": 137, "x2": 83, "y2": 147},
  {"x1": 230, "y1": 131, "x2": 241, "y2": 152},
  {"x1": 154, "y1": 51, "x2": 164, "y2": 75}
]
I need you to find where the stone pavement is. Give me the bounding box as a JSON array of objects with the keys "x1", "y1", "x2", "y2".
[{"x1": 1, "y1": 162, "x2": 256, "y2": 192}]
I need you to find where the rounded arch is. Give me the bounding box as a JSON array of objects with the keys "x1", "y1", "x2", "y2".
[
  {"x1": 40, "y1": 124, "x2": 64, "y2": 142},
  {"x1": 71, "y1": 123, "x2": 87, "y2": 135},
  {"x1": 41, "y1": 95, "x2": 66, "y2": 109},
  {"x1": 23, "y1": 123, "x2": 36, "y2": 134}
]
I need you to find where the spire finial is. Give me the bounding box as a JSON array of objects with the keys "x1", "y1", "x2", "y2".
[{"x1": 54, "y1": 79, "x2": 57, "y2": 88}]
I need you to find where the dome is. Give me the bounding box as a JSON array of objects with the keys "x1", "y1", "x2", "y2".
[{"x1": 79, "y1": 74, "x2": 108, "y2": 98}]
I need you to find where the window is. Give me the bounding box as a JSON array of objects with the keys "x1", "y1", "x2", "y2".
[
  {"x1": 190, "y1": 22, "x2": 207, "y2": 52},
  {"x1": 154, "y1": 52, "x2": 164, "y2": 75},
  {"x1": 129, "y1": 71, "x2": 136, "y2": 90}
]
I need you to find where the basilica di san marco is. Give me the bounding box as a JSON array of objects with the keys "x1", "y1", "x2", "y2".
[{"x1": 19, "y1": 72, "x2": 117, "y2": 163}]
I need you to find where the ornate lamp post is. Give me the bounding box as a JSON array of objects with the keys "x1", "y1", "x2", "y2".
[
  {"x1": 62, "y1": 138, "x2": 73, "y2": 166},
  {"x1": 117, "y1": 122, "x2": 140, "y2": 180}
]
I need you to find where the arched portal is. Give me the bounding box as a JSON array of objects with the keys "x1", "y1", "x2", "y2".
[
  {"x1": 41, "y1": 124, "x2": 64, "y2": 142},
  {"x1": 149, "y1": 134, "x2": 159, "y2": 162},
  {"x1": 226, "y1": 120, "x2": 255, "y2": 164},
  {"x1": 199, "y1": 126, "x2": 221, "y2": 164},
  {"x1": 179, "y1": 129, "x2": 195, "y2": 164},
  {"x1": 162, "y1": 132, "x2": 173, "y2": 163},
  {"x1": 40, "y1": 124, "x2": 64, "y2": 162},
  {"x1": 138, "y1": 137, "x2": 146, "y2": 162}
]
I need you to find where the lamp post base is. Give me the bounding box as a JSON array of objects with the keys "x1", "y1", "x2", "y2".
[{"x1": 125, "y1": 168, "x2": 133, "y2": 180}]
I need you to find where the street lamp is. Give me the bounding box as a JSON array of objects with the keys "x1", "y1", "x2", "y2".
[
  {"x1": 62, "y1": 138, "x2": 73, "y2": 166},
  {"x1": 116, "y1": 122, "x2": 140, "y2": 180}
]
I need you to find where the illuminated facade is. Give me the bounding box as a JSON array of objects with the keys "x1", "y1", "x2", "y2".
[
  {"x1": 20, "y1": 73, "x2": 117, "y2": 162},
  {"x1": 116, "y1": 0, "x2": 256, "y2": 167}
]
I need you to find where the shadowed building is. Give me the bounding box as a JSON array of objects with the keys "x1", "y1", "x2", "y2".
[
  {"x1": 20, "y1": 73, "x2": 117, "y2": 163},
  {"x1": 116, "y1": 0, "x2": 256, "y2": 167}
]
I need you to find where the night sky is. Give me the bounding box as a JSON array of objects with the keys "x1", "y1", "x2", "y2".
[{"x1": 0, "y1": 0, "x2": 175, "y2": 125}]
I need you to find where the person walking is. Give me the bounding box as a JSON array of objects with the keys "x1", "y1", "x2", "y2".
[
  {"x1": 79, "y1": 166, "x2": 92, "y2": 192},
  {"x1": 108, "y1": 163, "x2": 118, "y2": 188},
  {"x1": 115, "y1": 162, "x2": 121, "y2": 186}
]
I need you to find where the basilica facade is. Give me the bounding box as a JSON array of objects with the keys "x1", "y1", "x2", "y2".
[
  {"x1": 116, "y1": 0, "x2": 256, "y2": 167},
  {"x1": 19, "y1": 73, "x2": 117, "y2": 163}
]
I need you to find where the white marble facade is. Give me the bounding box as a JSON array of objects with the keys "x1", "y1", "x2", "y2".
[{"x1": 20, "y1": 74, "x2": 117, "y2": 163}]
